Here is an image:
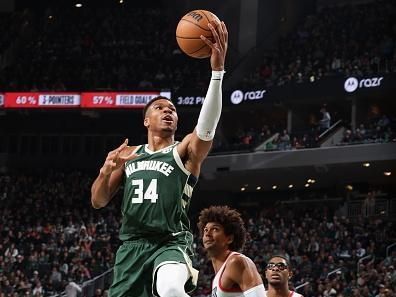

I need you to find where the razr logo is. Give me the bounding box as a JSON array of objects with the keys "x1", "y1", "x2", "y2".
[{"x1": 344, "y1": 76, "x2": 383, "y2": 93}]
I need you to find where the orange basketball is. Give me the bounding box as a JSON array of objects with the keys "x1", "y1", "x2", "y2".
[{"x1": 176, "y1": 10, "x2": 220, "y2": 59}]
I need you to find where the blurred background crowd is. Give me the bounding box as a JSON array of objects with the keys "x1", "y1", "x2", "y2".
[{"x1": 0, "y1": 172, "x2": 395, "y2": 296}]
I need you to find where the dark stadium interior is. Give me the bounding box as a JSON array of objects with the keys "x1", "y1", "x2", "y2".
[{"x1": 1, "y1": 0, "x2": 396, "y2": 296}]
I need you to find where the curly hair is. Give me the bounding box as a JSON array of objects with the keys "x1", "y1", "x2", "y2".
[{"x1": 197, "y1": 205, "x2": 246, "y2": 252}]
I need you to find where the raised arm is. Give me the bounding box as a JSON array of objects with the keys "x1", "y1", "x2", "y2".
[
  {"x1": 91, "y1": 139, "x2": 134, "y2": 209},
  {"x1": 178, "y1": 20, "x2": 228, "y2": 176}
]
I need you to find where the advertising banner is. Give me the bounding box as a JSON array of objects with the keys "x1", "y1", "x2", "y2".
[{"x1": 173, "y1": 74, "x2": 395, "y2": 107}]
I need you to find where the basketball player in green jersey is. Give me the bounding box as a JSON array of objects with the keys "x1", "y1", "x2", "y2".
[{"x1": 91, "y1": 20, "x2": 228, "y2": 297}]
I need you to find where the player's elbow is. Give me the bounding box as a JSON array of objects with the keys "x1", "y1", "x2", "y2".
[
  {"x1": 196, "y1": 130, "x2": 215, "y2": 141},
  {"x1": 91, "y1": 194, "x2": 108, "y2": 209},
  {"x1": 91, "y1": 197, "x2": 103, "y2": 209}
]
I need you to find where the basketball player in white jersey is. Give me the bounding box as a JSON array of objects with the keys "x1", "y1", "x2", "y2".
[
  {"x1": 198, "y1": 206, "x2": 265, "y2": 297},
  {"x1": 264, "y1": 255, "x2": 303, "y2": 297}
]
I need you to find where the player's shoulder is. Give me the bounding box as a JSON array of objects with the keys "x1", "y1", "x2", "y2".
[
  {"x1": 227, "y1": 252, "x2": 256, "y2": 269},
  {"x1": 264, "y1": 291, "x2": 303, "y2": 297}
]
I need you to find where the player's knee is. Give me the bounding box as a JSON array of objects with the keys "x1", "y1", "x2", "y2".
[{"x1": 159, "y1": 284, "x2": 186, "y2": 297}]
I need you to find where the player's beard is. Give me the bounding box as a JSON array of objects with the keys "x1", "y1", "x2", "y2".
[
  {"x1": 158, "y1": 126, "x2": 176, "y2": 139},
  {"x1": 160, "y1": 122, "x2": 177, "y2": 134},
  {"x1": 162, "y1": 126, "x2": 174, "y2": 133}
]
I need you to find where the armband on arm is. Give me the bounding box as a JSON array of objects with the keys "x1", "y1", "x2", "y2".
[{"x1": 195, "y1": 70, "x2": 225, "y2": 141}]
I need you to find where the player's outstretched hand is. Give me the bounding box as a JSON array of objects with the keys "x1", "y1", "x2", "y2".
[
  {"x1": 118, "y1": 146, "x2": 141, "y2": 162},
  {"x1": 200, "y1": 20, "x2": 228, "y2": 71},
  {"x1": 100, "y1": 139, "x2": 133, "y2": 176}
]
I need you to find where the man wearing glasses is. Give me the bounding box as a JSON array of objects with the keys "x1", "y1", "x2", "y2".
[
  {"x1": 198, "y1": 205, "x2": 266, "y2": 297},
  {"x1": 264, "y1": 256, "x2": 303, "y2": 297}
]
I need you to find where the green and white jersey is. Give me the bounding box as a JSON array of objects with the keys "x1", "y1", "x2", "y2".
[{"x1": 119, "y1": 143, "x2": 197, "y2": 241}]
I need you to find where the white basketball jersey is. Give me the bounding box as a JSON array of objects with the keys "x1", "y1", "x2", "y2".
[
  {"x1": 264, "y1": 290, "x2": 303, "y2": 297},
  {"x1": 211, "y1": 252, "x2": 244, "y2": 297}
]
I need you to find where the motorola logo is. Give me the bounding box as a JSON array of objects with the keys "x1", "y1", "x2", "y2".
[
  {"x1": 344, "y1": 77, "x2": 359, "y2": 93},
  {"x1": 230, "y1": 90, "x2": 244, "y2": 105}
]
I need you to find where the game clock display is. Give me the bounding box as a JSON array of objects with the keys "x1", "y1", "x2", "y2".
[{"x1": 176, "y1": 96, "x2": 205, "y2": 106}]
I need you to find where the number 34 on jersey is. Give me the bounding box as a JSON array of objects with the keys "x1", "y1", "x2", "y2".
[{"x1": 131, "y1": 179, "x2": 159, "y2": 204}]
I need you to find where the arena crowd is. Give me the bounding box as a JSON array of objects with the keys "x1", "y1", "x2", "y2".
[{"x1": 0, "y1": 172, "x2": 395, "y2": 296}]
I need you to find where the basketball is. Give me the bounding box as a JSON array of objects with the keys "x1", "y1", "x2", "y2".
[{"x1": 176, "y1": 10, "x2": 220, "y2": 59}]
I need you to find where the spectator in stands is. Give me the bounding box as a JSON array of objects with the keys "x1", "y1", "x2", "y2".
[
  {"x1": 323, "y1": 282, "x2": 337, "y2": 297},
  {"x1": 4, "y1": 243, "x2": 18, "y2": 264},
  {"x1": 355, "y1": 242, "x2": 366, "y2": 258},
  {"x1": 363, "y1": 190, "x2": 376, "y2": 217},
  {"x1": 378, "y1": 115, "x2": 390, "y2": 129},
  {"x1": 319, "y1": 106, "x2": 331, "y2": 132},
  {"x1": 278, "y1": 129, "x2": 291, "y2": 150},
  {"x1": 383, "y1": 250, "x2": 396, "y2": 267},
  {"x1": 94, "y1": 288, "x2": 104, "y2": 297},
  {"x1": 65, "y1": 280, "x2": 82, "y2": 297},
  {"x1": 32, "y1": 280, "x2": 44, "y2": 296}
]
